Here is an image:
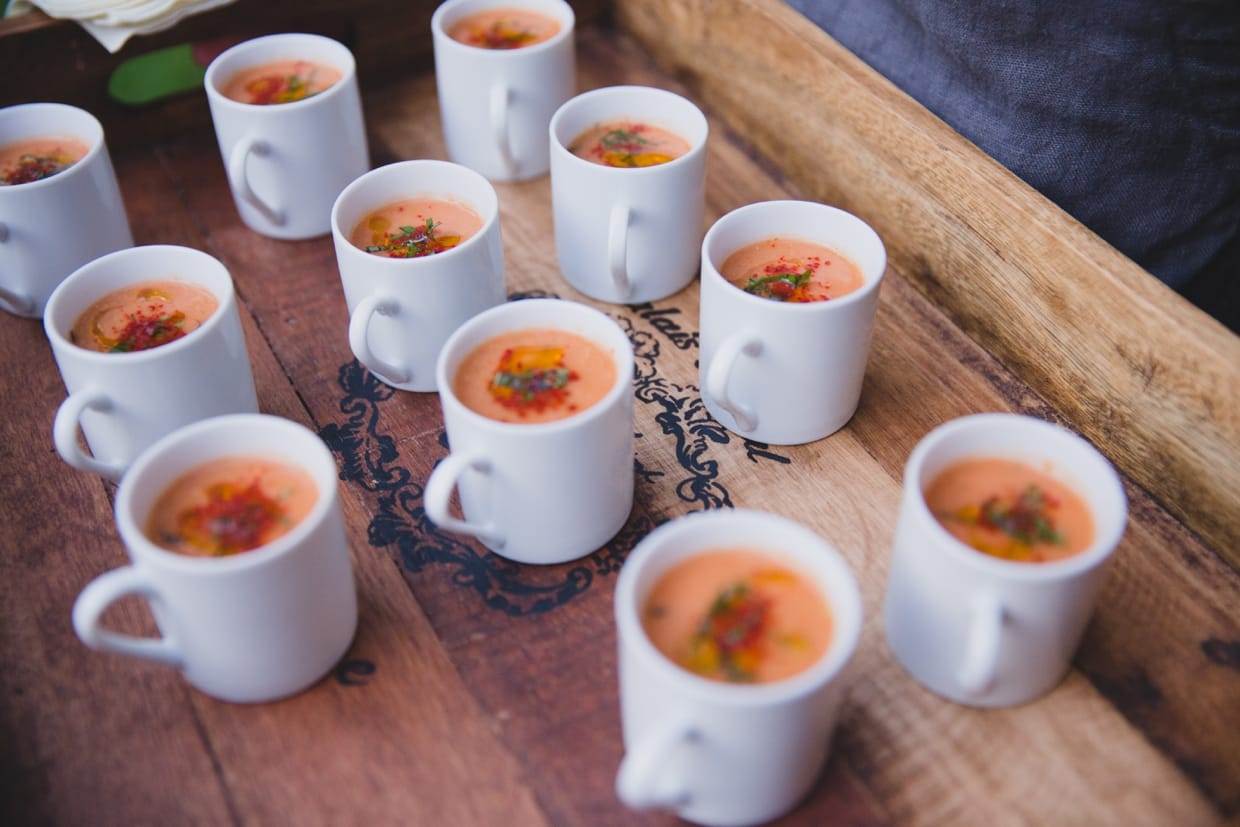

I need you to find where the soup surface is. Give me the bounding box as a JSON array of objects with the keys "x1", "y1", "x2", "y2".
[
  {"x1": 221, "y1": 59, "x2": 341, "y2": 104},
  {"x1": 146, "y1": 455, "x2": 318, "y2": 557},
  {"x1": 721, "y1": 237, "x2": 864, "y2": 302},
  {"x1": 924, "y1": 457, "x2": 1095, "y2": 563},
  {"x1": 569, "y1": 121, "x2": 691, "y2": 168},
  {"x1": 349, "y1": 197, "x2": 483, "y2": 258},
  {"x1": 642, "y1": 547, "x2": 833, "y2": 684},
  {"x1": 453, "y1": 327, "x2": 616, "y2": 424},
  {"x1": 0, "y1": 137, "x2": 90, "y2": 185},
  {"x1": 448, "y1": 7, "x2": 561, "y2": 49},
  {"x1": 70, "y1": 279, "x2": 219, "y2": 353}
]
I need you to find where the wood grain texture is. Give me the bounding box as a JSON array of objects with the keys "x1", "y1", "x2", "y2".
[
  {"x1": 1, "y1": 13, "x2": 1236, "y2": 827},
  {"x1": 613, "y1": 0, "x2": 1240, "y2": 567}
]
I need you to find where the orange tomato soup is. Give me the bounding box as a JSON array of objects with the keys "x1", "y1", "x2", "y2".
[
  {"x1": 453, "y1": 327, "x2": 616, "y2": 424},
  {"x1": 721, "y1": 237, "x2": 864, "y2": 302},
  {"x1": 349, "y1": 197, "x2": 483, "y2": 259},
  {"x1": 448, "y1": 7, "x2": 561, "y2": 49},
  {"x1": 0, "y1": 136, "x2": 89, "y2": 185},
  {"x1": 70, "y1": 279, "x2": 219, "y2": 353},
  {"x1": 924, "y1": 457, "x2": 1094, "y2": 563},
  {"x1": 642, "y1": 548, "x2": 833, "y2": 684},
  {"x1": 146, "y1": 456, "x2": 318, "y2": 557},
  {"x1": 221, "y1": 59, "x2": 341, "y2": 104},
  {"x1": 569, "y1": 121, "x2": 691, "y2": 168}
]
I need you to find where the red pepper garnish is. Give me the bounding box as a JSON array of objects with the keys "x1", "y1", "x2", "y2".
[
  {"x1": 1, "y1": 153, "x2": 76, "y2": 185},
  {"x1": 463, "y1": 21, "x2": 539, "y2": 49},
  {"x1": 174, "y1": 480, "x2": 287, "y2": 556},
  {"x1": 488, "y1": 345, "x2": 578, "y2": 415},
  {"x1": 243, "y1": 69, "x2": 318, "y2": 105},
  {"x1": 108, "y1": 309, "x2": 188, "y2": 352},
  {"x1": 685, "y1": 582, "x2": 771, "y2": 681}
]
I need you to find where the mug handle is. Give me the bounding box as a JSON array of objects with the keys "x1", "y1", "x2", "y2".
[
  {"x1": 615, "y1": 721, "x2": 698, "y2": 811},
  {"x1": 957, "y1": 590, "x2": 1004, "y2": 695},
  {"x1": 348, "y1": 294, "x2": 412, "y2": 385},
  {"x1": 73, "y1": 566, "x2": 184, "y2": 667},
  {"x1": 489, "y1": 82, "x2": 517, "y2": 178},
  {"x1": 227, "y1": 134, "x2": 286, "y2": 227},
  {"x1": 0, "y1": 223, "x2": 38, "y2": 316},
  {"x1": 424, "y1": 452, "x2": 506, "y2": 547},
  {"x1": 704, "y1": 333, "x2": 763, "y2": 432},
  {"x1": 608, "y1": 203, "x2": 632, "y2": 298},
  {"x1": 54, "y1": 388, "x2": 126, "y2": 481}
]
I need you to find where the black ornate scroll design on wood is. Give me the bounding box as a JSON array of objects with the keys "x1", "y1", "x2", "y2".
[{"x1": 320, "y1": 298, "x2": 791, "y2": 615}]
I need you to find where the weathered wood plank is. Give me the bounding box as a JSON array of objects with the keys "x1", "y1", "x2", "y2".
[{"x1": 614, "y1": 0, "x2": 1240, "y2": 567}]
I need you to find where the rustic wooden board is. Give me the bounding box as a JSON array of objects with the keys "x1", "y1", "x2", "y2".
[
  {"x1": 614, "y1": 0, "x2": 1240, "y2": 568},
  {"x1": 1, "y1": 14, "x2": 1236, "y2": 827}
]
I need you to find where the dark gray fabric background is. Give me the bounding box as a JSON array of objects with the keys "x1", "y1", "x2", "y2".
[{"x1": 786, "y1": 0, "x2": 1240, "y2": 331}]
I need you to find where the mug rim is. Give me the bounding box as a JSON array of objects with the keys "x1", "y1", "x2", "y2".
[
  {"x1": 435, "y1": 297, "x2": 634, "y2": 434},
  {"x1": 330, "y1": 159, "x2": 500, "y2": 270},
  {"x1": 0, "y1": 102, "x2": 106, "y2": 193},
  {"x1": 431, "y1": 0, "x2": 576, "y2": 56},
  {"x1": 701, "y1": 199, "x2": 887, "y2": 312},
  {"x1": 549, "y1": 84, "x2": 709, "y2": 176},
  {"x1": 204, "y1": 32, "x2": 357, "y2": 111},
  {"x1": 615, "y1": 508, "x2": 863, "y2": 706},
  {"x1": 114, "y1": 413, "x2": 341, "y2": 572},
  {"x1": 904, "y1": 412, "x2": 1129, "y2": 580},
  {"x1": 43, "y1": 244, "x2": 238, "y2": 364}
]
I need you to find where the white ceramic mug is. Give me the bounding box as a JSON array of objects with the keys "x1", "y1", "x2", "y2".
[
  {"x1": 72, "y1": 413, "x2": 358, "y2": 704},
  {"x1": 549, "y1": 85, "x2": 708, "y2": 304},
  {"x1": 425, "y1": 298, "x2": 634, "y2": 564},
  {"x1": 883, "y1": 413, "x2": 1128, "y2": 707},
  {"x1": 204, "y1": 33, "x2": 370, "y2": 239},
  {"x1": 45, "y1": 244, "x2": 259, "y2": 481},
  {"x1": 431, "y1": 0, "x2": 576, "y2": 182},
  {"x1": 0, "y1": 102, "x2": 133, "y2": 318},
  {"x1": 614, "y1": 509, "x2": 863, "y2": 827},
  {"x1": 331, "y1": 159, "x2": 506, "y2": 392},
  {"x1": 699, "y1": 200, "x2": 886, "y2": 445}
]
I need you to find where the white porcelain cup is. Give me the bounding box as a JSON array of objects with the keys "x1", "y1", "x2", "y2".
[
  {"x1": 72, "y1": 414, "x2": 358, "y2": 704},
  {"x1": 0, "y1": 102, "x2": 133, "y2": 318},
  {"x1": 425, "y1": 298, "x2": 634, "y2": 564},
  {"x1": 45, "y1": 245, "x2": 259, "y2": 481},
  {"x1": 884, "y1": 413, "x2": 1128, "y2": 707},
  {"x1": 432, "y1": 0, "x2": 576, "y2": 182},
  {"x1": 614, "y1": 509, "x2": 863, "y2": 827},
  {"x1": 550, "y1": 85, "x2": 708, "y2": 304},
  {"x1": 699, "y1": 200, "x2": 886, "y2": 445},
  {"x1": 331, "y1": 160, "x2": 506, "y2": 392},
  {"x1": 205, "y1": 33, "x2": 370, "y2": 239}
]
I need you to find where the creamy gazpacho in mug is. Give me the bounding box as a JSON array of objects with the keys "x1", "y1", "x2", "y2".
[
  {"x1": 642, "y1": 548, "x2": 833, "y2": 684},
  {"x1": 569, "y1": 121, "x2": 690, "y2": 168},
  {"x1": 0, "y1": 136, "x2": 90, "y2": 185},
  {"x1": 448, "y1": 7, "x2": 561, "y2": 49},
  {"x1": 146, "y1": 455, "x2": 319, "y2": 557},
  {"x1": 349, "y1": 197, "x2": 483, "y2": 259},
  {"x1": 924, "y1": 457, "x2": 1095, "y2": 563},
  {"x1": 221, "y1": 59, "x2": 342, "y2": 104},
  {"x1": 70, "y1": 280, "x2": 219, "y2": 353},
  {"x1": 453, "y1": 328, "x2": 616, "y2": 423},
  {"x1": 721, "y1": 237, "x2": 864, "y2": 303}
]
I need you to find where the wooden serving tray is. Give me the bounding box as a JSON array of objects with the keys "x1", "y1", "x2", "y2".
[{"x1": 1, "y1": 2, "x2": 1236, "y2": 825}]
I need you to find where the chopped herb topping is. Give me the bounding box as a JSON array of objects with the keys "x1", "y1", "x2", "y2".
[
  {"x1": 1, "y1": 152, "x2": 77, "y2": 185},
  {"x1": 488, "y1": 345, "x2": 579, "y2": 414},
  {"x1": 365, "y1": 218, "x2": 463, "y2": 259}
]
